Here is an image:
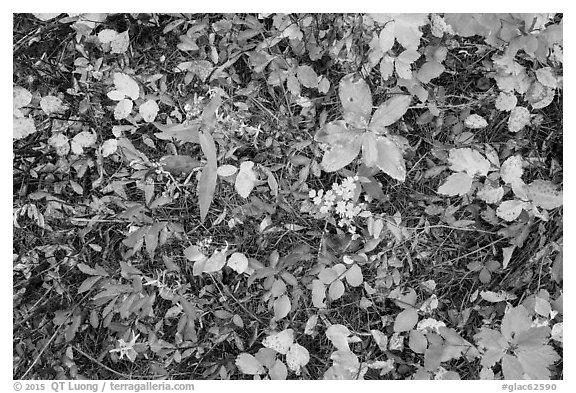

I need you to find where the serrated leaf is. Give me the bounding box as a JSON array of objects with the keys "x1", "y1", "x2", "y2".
[
  {"x1": 235, "y1": 161, "x2": 258, "y2": 198},
  {"x1": 235, "y1": 353, "x2": 265, "y2": 375},
  {"x1": 496, "y1": 200, "x2": 526, "y2": 222},
  {"x1": 508, "y1": 106, "x2": 531, "y2": 133},
  {"x1": 527, "y1": 180, "x2": 562, "y2": 209},
  {"x1": 339, "y1": 74, "x2": 372, "y2": 127},
  {"x1": 373, "y1": 135, "x2": 406, "y2": 181},
  {"x1": 297, "y1": 65, "x2": 318, "y2": 89},
  {"x1": 495, "y1": 92, "x2": 517, "y2": 112},
  {"x1": 198, "y1": 163, "x2": 217, "y2": 222},
  {"x1": 262, "y1": 329, "x2": 294, "y2": 354},
  {"x1": 320, "y1": 137, "x2": 362, "y2": 172},
  {"x1": 476, "y1": 184, "x2": 504, "y2": 204},
  {"x1": 345, "y1": 264, "x2": 363, "y2": 287},
  {"x1": 516, "y1": 345, "x2": 560, "y2": 379},
  {"x1": 501, "y1": 305, "x2": 532, "y2": 341},
  {"x1": 13, "y1": 117, "x2": 37, "y2": 140},
  {"x1": 40, "y1": 96, "x2": 68, "y2": 115},
  {"x1": 114, "y1": 99, "x2": 133, "y2": 120},
  {"x1": 464, "y1": 114, "x2": 488, "y2": 129},
  {"x1": 110, "y1": 31, "x2": 129, "y2": 54},
  {"x1": 448, "y1": 148, "x2": 490, "y2": 176},
  {"x1": 416, "y1": 61, "x2": 445, "y2": 84},
  {"x1": 409, "y1": 330, "x2": 428, "y2": 353},
  {"x1": 112, "y1": 73, "x2": 139, "y2": 100},
  {"x1": 286, "y1": 343, "x2": 310, "y2": 374},
  {"x1": 502, "y1": 354, "x2": 525, "y2": 379},
  {"x1": 535, "y1": 67, "x2": 557, "y2": 89},
  {"x1": 500, "y1": 155, "x2": 523, "y2": 185},
  {"x1": 138, "y1": 100, "x2": 159, "y2": 123},
  {"x1": 369, "y1": 95, "x2": 412, "y2": 132},
  {"x1": 438, "y1": 172, "x2": 473, "y2": 196},
  {"x1": 328, "y1": 279, "x2": 345, "y2": 300},
  {"x1": 394, "y1": 308, "x2": 419, "y2": 332},
  {"x1": 273, "y1": 294, "x2": 291, "y2": 320}
]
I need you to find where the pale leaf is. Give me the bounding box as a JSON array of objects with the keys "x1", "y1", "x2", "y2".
[
  {"x1": 369, "y1": 95, "x2": 412, "y2": 131},
  {"x1": 198, "y1": 163, "x2": 217, "y2": 222},
  {"x1": 13, "y1": 117, "x2": 37, "y2": 140},
  {"x1": 326, "y1": 324, "x2": 351, "y2": 351},
  {"x1": 464, "y1": 114, "x2": 488, "y2": 129},
  {"x1": 480, "y1": 290, "x2": 517, "y2": 303},
  {"x1": 527, "y1": 180, "x2": 562, "y2": 209},
  {"x1": 535, "y1": 67, "x2": 557, "y2": 89},
  {"x1": 496, "y1": 200, "x2": 527, "y2": 222},
  {"x1": 495, "y1": 92, "x2": 517, "y2": 112},
  {"x1": 345, "y1": 264, "x2": 363, "y2": 287},
  {"x1": 111, "y1": 31, "x2": 130, "y2": 54},
  {"x1": 40, "y1": 96, "x2": 68, "y2": 115},
  {"x1": 262, "y1": 329, "x2": 294, "y2": 354},
  {"x1": 437, "y1": 172, "x2": 473, "y2": 196},
  {"x1": 235, "y1": 161, "x2": 258, "y2": 198},
  {"x1": 286, "y1": 343, "x2": 310, "y2": 374},
  {"x1": 138, "y1": 100, "x2": 159, "y2": 123},
  {"x1": 379, "y1": 22, "x2": 396, "y2": 52},
  {"x1": 373, "y1": 135, "x2": 406, "y2": 181},
  {"x1": 100, "y1": 139, "x2": 118, "y2": 157},
  {"x1": 328, "y1": 279, "x2": 345, "y2": 300},
  {"x1": 339, "y1": 74, "x2": 372, "y2": 126},
  {"x1": 394, "y1": 308, "x2": 419, "y2": 332},
  {"x1": 409, "y1": 330, "x2": 428, "y2": 353},
  {"x1": 508, "y1": 107, "x2": 531, "y2": 133},
  {"x1": 114, "y1": 99, "x2": 133, "y2": 120},
  {"x1": 235, "y1": 353, "x2": 265, "y2": 375},
  {"x1": 14, "y1": 86, "x2": 32, "y2": 112},
  {"x1": 320, "y1": 138, "x2": 362, "y2": 172},
  {"x1": 380, "y1": 55, "x2": 395, "y2": 80},
  {"x1": 500, "y1": 155, "x2": 523, "y2": 185},
  {"x1": 312, "y1": 279, "x2": 326, "y2": 308},
  {"x1": 416, "y1": 61, "x2": 445, "y2": 84},
  {"x1": 98, "y1": 29, "x2": 118, "y2": 43},
  {"x1": 502, "y1": 354, "x2": 525, "y2": 379},
  {"x1": 448, "y1": 148, "x2": 490, "y2": 176},
  {"x1": 516, "y1": 346, "x2": 559, "y2": 380},
  {"x1": 371, "y1": 329, "x2": 389, "y2": 351},
  {"x1": 217, "y1": 165, "x2": 237, "y2": 177},
  {"x1": 297, "y1": 65, "x2": 318, "y2": 89},
  {"x1": 113, "y1": 73, "x2": 140, "y2": 100},
  {"x1": 226, "y1": 252, "x2": 248, "y2": 273},
  {"x1": 476, "y1": 184, "x2": 504, "y2": 204},
  {"x1": 273, "y1": 295, "x2": 291, "y2": 321},
  {"x1": 269, "y1": 359, "x2": 288, "y2": 380},
  {"x1": 202, "y1": 250, "x2": 226, "y2": 273},
  {"x1": 393, "y1": 14, "x2": 427, "y2": 50}
]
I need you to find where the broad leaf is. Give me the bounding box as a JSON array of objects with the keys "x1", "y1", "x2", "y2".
[
  {"x1": 527, "y1": 180, "x2": 562, "y2": 209},
  {"x1": 326, "y1": 324, "x2": 352, "y2": 351},
  {"x1": 262, "y1": 329, "x2": 294, "y2": 354},
  {"x1": 369, "y1": 95, "x2": 412, "y2": 132},
  {"x1": 273, "y1": 295, "x2": 291, "y2": 320},
  {"x1": 269, "y1": 359, "x2": 288, "y2": 380},
  {"x1": 416, "y1": 61, "x2": 445, "y2": 84},
  {"x1": 328, "y1": 279, "x2": 345, "y2": 300},
  {"x1": 235, "y1": 353, "x2": 265, "y2": 375},
  {"x1": 496, "y1": 200, "x2": 527, "y2": 222},
  {"x1": 227, "y1": 252, "x2": 249, "y2": 273},
  {"x1": 339, "y1": 74, "x2": 372, "y2": 127},
  {"x1": 448, "y1": 148, "x2": 490, "y2": 177},
  {"x1": 138, "y1": 100, "x2": 159, "y2": 122},
  {"x1": 320, "y1": 137, "x2": 362, "y2": 172},
  {"x1": 438, "y1": 172, "x2": 473, "y2": 196},
  {"x1": 373, "y1": 135, "x2": 406, "y2": 181},
  {"x1": 235, "y1": 161, "x2": 258, "y2": 198},
  {"x1": 297, "y1": 65, "x2": 318, "y2": 88},
  {"x1": 202, "y1": 250, "x2": 226, "y2": 273},
  {"x1": 500, "y1": 155, "x2": 523, "y2": 185},
  {"x1": 345, "y1": 264, "x2": 363, "y2": 287},
  {"x1": 394, "y1": 308, "x2": 419, "y2": 332},
  {"x1": 286, "y1": 343, "x2": 310, "y2": 374},
  {"x1": 199, "y1": 131, "x2": 217, "y2": 165}
]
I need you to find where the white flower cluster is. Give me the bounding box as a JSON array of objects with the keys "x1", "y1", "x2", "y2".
[{"x1": 308, "y1": 176, "x2": 372, "y2": 233}]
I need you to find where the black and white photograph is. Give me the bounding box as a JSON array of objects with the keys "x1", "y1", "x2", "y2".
[{"x1": 12, "y1": 10, "x2": 564, "y2": 385}]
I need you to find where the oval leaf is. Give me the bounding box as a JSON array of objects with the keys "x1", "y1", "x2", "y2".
[
  {"x1": 370, "y1": 95, "x2": 412, "y2": 132},
  {"x1": 339, "y1": 74, "x2": 372, "y2": 126},
  {"x1": 438, "y1": 172, "x2": 473, "y2": 196},
  {"x1": 394, "y1": 308, "x2": 419, "y2": 333},
  {"x1": 273, "y1": 295, "x2": 291, "y2": 321}
]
